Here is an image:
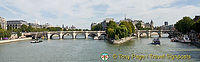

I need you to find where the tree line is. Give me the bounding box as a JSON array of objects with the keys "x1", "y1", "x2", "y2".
[
  {"x1": 0, "y1": 24, "x2": 89, "y2": 39},
  {"x1": 174, "y1": 16, "x2": 200, "y2": 34},
  {"x1": 91, "y1": 21, "x2": 135, "y2": 40}
]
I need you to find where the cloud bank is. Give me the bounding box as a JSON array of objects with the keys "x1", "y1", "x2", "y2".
[{"x1": 0, "y1": 0, "x2": 200, "y2": 28}]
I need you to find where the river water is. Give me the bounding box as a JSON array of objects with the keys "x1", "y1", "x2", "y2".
[{"x1": 0, "y1": 36, "x2": 200, "y2": 62}]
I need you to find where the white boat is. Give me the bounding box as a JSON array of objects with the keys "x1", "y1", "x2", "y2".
[
  {"x1": 30, "y1": 40, "x2": 39, "y2": 43},
  {"x1": 179, "y1": 35, "x2": 191, "y2": 43}
]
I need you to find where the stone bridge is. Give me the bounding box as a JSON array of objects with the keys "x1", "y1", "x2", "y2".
[
  {"x1": 136, "y1": 30, "x2": 174, "y2": 38},
  {"x1": 23, "y1": 31, "x2": 106, "y2": 39}
]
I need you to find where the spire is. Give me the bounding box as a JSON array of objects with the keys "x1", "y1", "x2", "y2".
[{"x1": 150, "y1": 20, "x2": 153, "y2": 24}]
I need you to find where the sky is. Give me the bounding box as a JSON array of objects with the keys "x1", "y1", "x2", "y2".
[{"x1": 0, "y1": 0, "x2": 200, "y2": 29}]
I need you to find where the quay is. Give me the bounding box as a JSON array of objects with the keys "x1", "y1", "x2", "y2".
[{"x1": 0, "y1": 38, "x2": 32, "y2": 44}]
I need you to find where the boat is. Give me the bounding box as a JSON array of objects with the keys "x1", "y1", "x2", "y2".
[
  {"x1": 38, "y1": 38, "x2": 43, "y2": 42},
  {"x1": 171, "y1": 35, "x2": 191, "y2": 43},
  {"x1": 151, "y1": 38, "x2": 160, "y2": 45},
  {"x1": 179, "y1": 35, "x2": 191, "y2": 43},
  {"x1": 171, "y1": 37, "x2": 179, "y2": 42},
  {"x1": 30, "y1": 40, "x2": 40, "y2": 43},
  {"x1": 30, "y1": 38, "x2": 43, "y2": 43}
]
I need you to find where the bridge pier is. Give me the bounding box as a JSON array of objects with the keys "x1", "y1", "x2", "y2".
[
  {"x1": 47, "y1": 33, "x2": 51, "y2": 39},
  {"x1": 72, "y1": 32, "x2": 77, "y2": 39},
  {"x1": 85, "y1": 32, "x2": 89, "y2": 39},
  {"x1": 60, "y1": 32, "x2": 63, "y2": 39},
  {"x1": 137, "y1": 31, "x2": 140, "y2": 38},
  {"x1": 147, "y1": 30, "x2": 151, "y2": 37}
]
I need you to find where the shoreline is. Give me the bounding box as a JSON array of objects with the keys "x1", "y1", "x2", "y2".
[
  {"x1": 0, "y1": 38, "x2": 32, "y2": 44},
  {"x1": 113, "y1": 37, "x2": 135, "y2": 44}
]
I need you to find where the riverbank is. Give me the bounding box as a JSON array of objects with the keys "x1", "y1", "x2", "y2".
[
  {"x1": 0, "y1": 38, "x2": 32, "y2": 44},
  {"x1": 113, "y1": 37, "x2": 135, "y2": 44}
]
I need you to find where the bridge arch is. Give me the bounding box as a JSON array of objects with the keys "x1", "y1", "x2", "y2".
[
  {"x1": 50, "y1": 33, "x2": 60, "y2": 39},
  {"x1": 139, "y1": 32, "x2": 148, "y2": 37},
  {"x1": 75, "y1": 33, "x2": 86, "y2": 39},
  {"x1": 62, "y1": 33, "x2": 73, "y2": 39}
]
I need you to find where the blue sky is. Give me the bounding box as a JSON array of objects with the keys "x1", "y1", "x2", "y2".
[{"x1": 0, "y1": 0, "x2": 200, "y2": 29}]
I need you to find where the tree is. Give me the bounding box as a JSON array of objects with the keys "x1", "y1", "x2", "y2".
[
  {"x1": 27, "y1": 26, "x2": 34, "y2": 32},
  {"x1": 91, "y1": 24, "x2": 103, "y2": 31},
  {"x1": 174, "y1": 17, "x2": 194, "y2": 34},
  {"x1": 128, "y1": 21, "x2": 135, "y2": 33},
  {"x1": 0, "y1": 24, "x2": 1, "y2": 29},
  {"x1": 119, "y1": 25, "x2": 129, "y2": 38},
  {"x1": 0, "y1": 29, "x2": 11, "y2": 38},
  {"x1": 120, "y1": 21, "x2": 133, "y2": 36},
  {"x1": 107, "y1": 21, "x2": 118, "y2": 29},
  {"x1": 106, "y1": 28, "x2": 115, "y2": 40},
  {"x1": 135, "y1": 21, "x2": 142, "y2": 30},
  {"x1": 21, "y1": 24, "x2": 28, "y2": 32},
  {"x1": 193, "y1": 19, "x2": 200, "y2": 33},
  {"x1": 47, "y1": 27, "x2": 62, "y2": 31}
]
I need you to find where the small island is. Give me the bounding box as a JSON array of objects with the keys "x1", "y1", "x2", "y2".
[{"x1": 91, "y1": 18, "x2": 135, "y2": 44}]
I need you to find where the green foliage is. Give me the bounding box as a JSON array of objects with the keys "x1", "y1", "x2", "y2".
[
  {"x1": 106, "y1": 21, "x2": 135, "y2": 40},
  {"x1": 107, "y1": 21, "x2": 118, "y2": 29},
  {"x1": 174, "y1": 16, "x2": 195, "y2": 34},
  {"x1": 107, "y1": 28, "x2": 115, "y2": 40},
  {"x1": 135, "y1": 21, "x2": 142, "y2": 30},
  {"x1": 67, "y1": 29, "x2": 82, "y2": 31},
  {"x1": 0, "y1": 24, "x2": 1, "y2": 29},
  {"x1": 193, "y1": 19, "x2": 200, "y2": 33},
  {"x1": 47, "y1": 27, "x2": 62, "y2": 31},
  {"x1": 91, "y1": 24, "x2": 103, "y2": 31},
  {"x1": 83, "y1": 29, "x2": 90, "y2": 31},
  {"x1": 128, "y1": 21, "x2": 135, "y2": 33},
  {"x1": 0, "y1": 29, "x2": 11, "y2": 38},
  {"x1": 120, "y1": 21, "x2": 132, "y2": 35},
  {"x1": 21, "y1": 24, "x2": 28, "y2": 32},
  {"x1": 139, "y1": 28, "x2": 152, "y2": 30}
]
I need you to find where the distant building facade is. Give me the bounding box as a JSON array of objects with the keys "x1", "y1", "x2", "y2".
[
  {"x1": 160, "y1": 22, "x2": 174, "y2": 30},
  {"x1": 28, "y1": 23, "x2": 42, "y2": 28},
  {"x1": 0, "y1": 17, "x2": 7, "y2": 29},
  {"x1": 164, "y1": 21, "x2": 168, "y2": 26},
  {"x1": 132, "y1": 20, "x2": 154, "y2": 30},
  {"x1": 70, "y1": 25, "x2": 76, "y2": 29},
  {"x1": 41, "y1": 23, "x2": 51, "y2": 28},
  {"x1": 7, "y1": 20, "x2": 28, "y2": 29}
]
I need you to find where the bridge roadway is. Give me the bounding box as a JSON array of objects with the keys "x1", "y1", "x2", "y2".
[
  {"x1": 136, "y1": 30, "x2": 174, "y2": 38},
  {"x1": 22, "y1": 30, "x2": 174, "y2": 39},
  {"x1": 23, "y1": 31, "x2": 106, "y2": 39}
]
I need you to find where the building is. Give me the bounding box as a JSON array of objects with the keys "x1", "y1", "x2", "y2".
[
  {"x1": 28, "y1": 23, "x2": 42, "y2": 28},
  {"x1": 70, "y1": 25, "x2": 76, "y2": 29},
  {"x1": 41, "y1": 23, "x2": 51, "y2": 28},
  {"x1": 160, "y1": 22, "x2": 174, "y2": 30},
  {"x1": 0, "y1": 17, "x2": 7, "y2": 29},
  {"x1": 62, "y1": 24, "x2": 65, "y2": 28},
  {"x1": 164, "y1": 21, "x2": 168, "y2": 26},
  {"x1": 7, "y1": 20, "x2": 28, "y2": 29}
]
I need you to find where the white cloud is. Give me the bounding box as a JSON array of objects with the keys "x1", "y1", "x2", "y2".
[{"x1": 0, "y1": 0, "x2": 200, "y2": 28}]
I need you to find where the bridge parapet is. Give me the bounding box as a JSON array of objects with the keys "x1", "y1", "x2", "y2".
[
  {"x1": 23, "y1": 31, "x2": 106, "y2": 39},
  {"x1": 136, "y1": 30, "x2": 175, "y2": 38}
]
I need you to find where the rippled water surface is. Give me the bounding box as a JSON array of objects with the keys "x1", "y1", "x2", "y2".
[{"x1": 0, "y1": 37, "x2": 200, "y2": 62}]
